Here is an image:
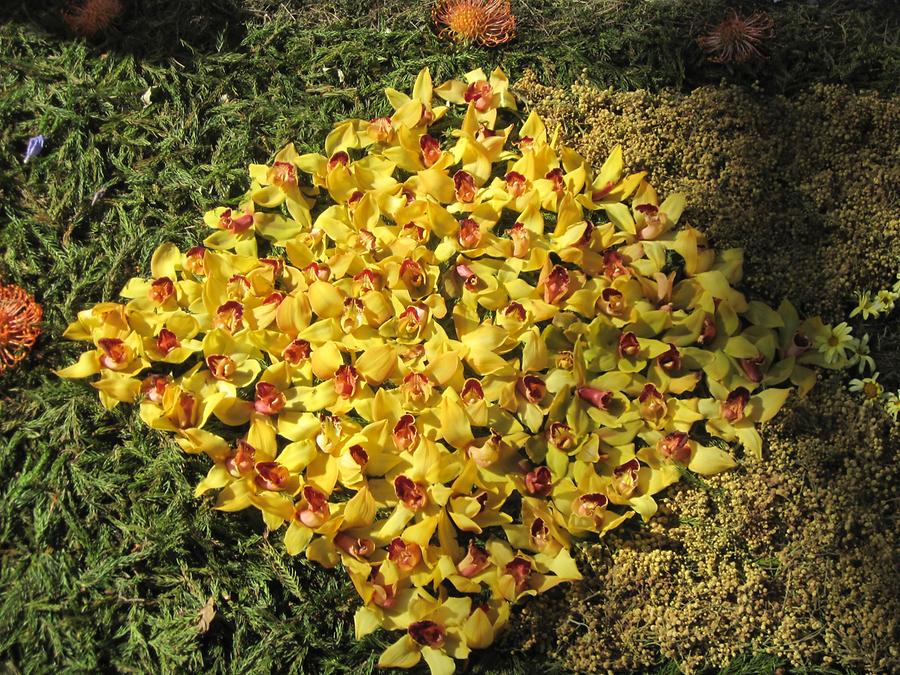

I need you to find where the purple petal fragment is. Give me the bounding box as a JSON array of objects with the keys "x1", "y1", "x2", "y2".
[{"x1": 24, "y1": 135, "x2": 45, "y2": 164}]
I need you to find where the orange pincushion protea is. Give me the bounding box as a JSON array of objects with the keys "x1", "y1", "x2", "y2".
[
  {"x1": 698, "y1": 10, "x2": 774, "y2": 64},
  {"x1": 0, "y1": 284, "x2": 42, "y2": 373},
  {"x1": 63, "y1": 0, "x2": 124, "y2": 36},
  {"x1": 433, "y1": 0, "x2": 516, "y2": 47}
]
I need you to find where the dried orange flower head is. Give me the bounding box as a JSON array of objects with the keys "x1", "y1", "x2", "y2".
[
  {"x1": 698, "y1": 9, "x2": 774, "y2": 64},
  {"x1": 63, "y1": 0, "x2": 124, "y2": 36},
  {"x1": 0, "y1": 284, "x2": 42, "y2": 373},
  {"x1": 433, "y1": 0, "x2": 516, "y2": 47}
]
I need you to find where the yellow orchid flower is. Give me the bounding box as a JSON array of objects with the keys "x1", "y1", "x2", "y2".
[
  {"x1": 385, "y1": 68, "x2": 448, "y2": 130},
  {"x1": 434, "y1": 67, "x2": 517, "y2": 130}
]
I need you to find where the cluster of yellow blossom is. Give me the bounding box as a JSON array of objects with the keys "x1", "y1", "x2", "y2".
[
  {"x1": 56, "y1": 67, "x2": 846, "y2": 673},
  {"x1": 847, "y1": 267, "x2": 900, "y2": 418}
]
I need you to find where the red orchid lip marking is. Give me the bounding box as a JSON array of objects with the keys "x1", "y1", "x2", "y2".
[
  {"x1": 349, "y1": 444, "x2": 369, "y2": 467},
  {"x1": 547, "y1": 422, "x2": 575, "y2": 451},
  {"x1": 504, "y1": 171, "x2": 527, "y2": 197},
  {"x1": 303, "y1": 262, "x2": 331, "y2": 283},
  {"x1": 184, "y1": 246, "x2": 206, "y2": 275},
  {"x1": 507, "y1": 222, "x2": 530, "y2": 258},
  {"x1": 281, "y1": 339, "x2": 311, "y2": 365},
  {"x1": 458, "y1": 217, "x2": 482, "y2": 249},
  {"x1": 392, "y1": 414, "x2": 418, "y2": 451},
  {"x1": 368, "y1": 116, "x2": 394, "y2": 143},
  {"x1": 353, "y1": 268, "x2": 380, "y2": 292},
  {"x1": 140, "y1": 374, "x2": 170, "y2": 403},
  {"x1": 206, "y1": 354, "x2": 236, "y2": 380},
  {"x1": 254, "y1": 461, "x2": 290, "y2": 491},
  {"x1": 543, "y1": 265, "x2": 570, "y2": 305},
  {"x1": 457, "y1": 540, "x2": 490, "y2": 578},
  {"x1": 525, "y1": 465, "x2": 552, "y2": 496},
  {"x1": 254, "y1": 381, "x2": 286, "y2": 415},
  {"x1": 402, "y1": 371, "x2": 431, "y2": 403},
  {"x1": 260, "y1": 257, "x2": 284, "y2": 275},
  {"x1": 658, "y1": 431, "x2": 691, "y2": 463},
  {"x1": 225, "y1": 439, "x2": 256, "y2": 477},
  {"x1": 156, "y1": 328, "x2": 179, "y2": 356},
  {"x1": 219, "y1": 208, "x2": 255, "y2": 234},
  {"x1": 327, "y1": 151, "x2": 350, "y2": 171},
  {"x1": 658, "y1": 344, "x2": 681, "y2": 371},
  {"x1": 347, "y1": 190, "x2": 365, "y2": 208},
  {"x1": 174, "y1": 391, "x2": 197, "y2": 429},
  {"x1": 342, "y1": 298, "x2": 364, "y2": 331},
  {"x1": 418, "y1": 103, "x2": 434, "y2": 127},
  {"x1": 401, "y1": 222, "x2": 427, "y2": 242},
  {"x1": 388, "y1": 537, "x2": 422, "y2": 572},
  {"x1": 148, "y1": 277, "x2": 175, "y2": 305},
  {"x1": 722, "y1": 387, "x2": 750, "y2": 423},
  {"x1": 545, "y1": 167, "x2": 565, "y2": 193},
  {"x1": 740, "y1": 355, "x2": 765, "y2": 383},
  {"x1": 577, "y1": 221, "x2": 595, "y2": 247},
  {"x1": 574, "y1": 492, "x2": 609, "y2": 517},
  {"x1": 617, "y1": 331, "x2": 641, "y2": 358},
  {"x1": 369, "y1": 568, "x2": 397, "y2": 609},
  {"x1": 698, "y1": 316, "x2": 717, "y2": 345},
  {"x1": 613, "y1": 458, "x2": 641, "y2": 497},
  {"x1": 297, "y1": 485, "x2": 329, "y2": 528},
  {"x1": 227, "y1": 274, "x2": 250, "y2": 300},
  {"x1": 97, "y1": 337, "x2": 132, "y2": 370},
  {"x1": 214, "y1": 301, "x2": 243, "y2": 334},
  {"x1": 270, "y1": 161, "x2": 296, "y2": 188},
  {"x1": 476, "y1": 124, "x2": 498, "y2": 141},
  {"x1": 455, "y1": 262, "x2": 479, "y2": 291},
  {"x1": 597, "y1": 287, "x2": 626, "y2": 316},
  {"x1": 408, "y1": 620, "x2": 445, "y2": 648},
  {"x1": 263, "y1": 292, "x2": 285, "y2": 306},
  {"x1": 503, "y1": 302, "x2": 526, "y2": 322},
  {"x1": 592, "y1": 179, "x2": 617, "y2": 201},
  {"x1": 505, "y1": 556, "x2": 532, "y2": 594},
  {"x1": 335, "y1": 532, "x2": 375, "y2": 558},
  {"x1": 577, "y1": 385, "x2": 613, "y2": 410},
  {"x1": 402, "y1": 303, "x2": 427, "y2": 326},
  {"x1": 357, "y1": 228, "x2": 377, "y2": 252},
  {"x1": 419, "y1": 134, "x2": 441, "y2": 167},
  {"x1": 394, "y1": 474, "x2": 428, "y2": 511},
  {"x1": 334, "y1": 364, "x2": 359, "y2": 399},
  {"x1": 603, "y1": 250, "x2": 630, "y2": 278},
  {"x1": 453, "y1": 170, "x2": 477, "y2": 203},
  {"x1": 517, "y1": 375, "x2": 546, "y2": 404},
  {"x1": 638, "y1": 383, "x2": 667, "y2": 424},
  {"x1": 399, "y1": 258, "x2": 426, "y2": 290},
  {"x1": 461, "y1": 378, "x2": 484, "y2": 404},
  {"x1": 530, "y1": 518, "x2": 550, "y2": 550},
  {"x1": 464, "y1": 80, "x2": 493, "y2": 112}
]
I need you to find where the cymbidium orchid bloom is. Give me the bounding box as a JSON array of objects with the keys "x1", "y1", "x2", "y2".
[
  {"x1": 434, "y1": 67, "x2": 516, "y2": 130},
  {"x1": 57, "y1": 67, "x2": 847, "y2": 673}
]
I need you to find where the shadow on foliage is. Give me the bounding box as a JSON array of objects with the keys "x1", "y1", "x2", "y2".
[{"x1": 0, "y1": 0, "x2": 249, "y2": 60}]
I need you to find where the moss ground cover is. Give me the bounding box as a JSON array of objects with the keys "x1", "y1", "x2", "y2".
[{"x1": 0, "y1": 1, "x2": 898, "y2": 673}]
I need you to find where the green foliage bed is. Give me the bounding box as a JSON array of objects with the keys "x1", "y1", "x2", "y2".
[{"x1": 0, "y1": 1, "x2": 897, "y2": 673}]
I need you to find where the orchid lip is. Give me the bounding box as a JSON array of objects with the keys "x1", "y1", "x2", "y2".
[
  {"x1": 577, "y1": 385, "x2": 613, "y2": 410},
  {"x1": 408, "y1": 620, "x2": 445, "y2": 648},
  {"x1": 394, "y1": 474, "x2": 428, "y2": 511},
  {"x1": 156, "y1": 329, "x2": 179, "y2": 355}
]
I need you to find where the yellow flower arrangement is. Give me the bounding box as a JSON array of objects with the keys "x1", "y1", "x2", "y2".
[{"x1": 57, "y1": 67, "x2": 847, "y2": 673}]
